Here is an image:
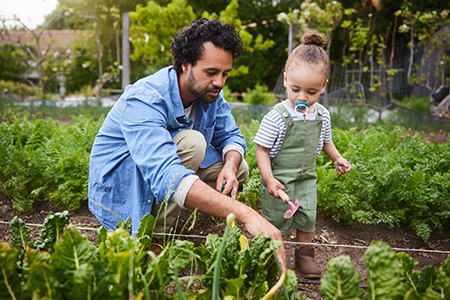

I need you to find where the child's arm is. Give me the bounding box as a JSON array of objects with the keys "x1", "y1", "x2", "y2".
[
  {"x1": 256, "y1": 144, "x2": 284, "y2": 198},
  {"x1": 322, "y1": 141, "x2": 351, "y2": 176}
]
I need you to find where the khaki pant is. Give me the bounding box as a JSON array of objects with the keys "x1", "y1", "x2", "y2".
[{"x1": 152, "y1": 130, "x2": 248, "y2": 237}]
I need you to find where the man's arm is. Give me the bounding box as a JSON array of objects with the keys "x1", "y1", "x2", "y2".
[{"x1": 184, "y1": 179, "x2": 287, "y2": 270}]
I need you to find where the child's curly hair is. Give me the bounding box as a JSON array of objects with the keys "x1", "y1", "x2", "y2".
[
  {"x1": 285, "y1": 29, "x2": 330, "y2": 79},
  {"x1": 171, "y1": 18, "x2": 244, "y2": 75}
]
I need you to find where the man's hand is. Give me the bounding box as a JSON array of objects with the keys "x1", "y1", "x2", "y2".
[
  {"x1": 185, "y1": 180, "x2": 287, "y2": 270},
  {"x1": 217, "y1": 150, "x2": 241, "y2": 199},
  {"x1": 242, "y1": 208, "x2": 287, "y2": 270}
]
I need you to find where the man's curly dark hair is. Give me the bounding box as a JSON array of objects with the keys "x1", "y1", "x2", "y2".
[{"x1": 171, "y1": 18, "x2": 244, "y2": 75}]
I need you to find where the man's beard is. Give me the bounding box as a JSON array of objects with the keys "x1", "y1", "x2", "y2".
[{"x1": 186, "y1": 70, "x2": 221, "y2": 103}]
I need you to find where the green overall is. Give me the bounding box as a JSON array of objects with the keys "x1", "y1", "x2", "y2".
[{"x1": 261, "y1": 103, "x2": 324, "y2": 236}]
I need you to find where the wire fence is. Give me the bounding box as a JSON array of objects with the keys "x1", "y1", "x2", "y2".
[
  {"x1": 1, "y1": 220, "x2": 449, "y2": 255},
  {"x1": 2, "y1": 80, "x2": 450, "y2": 135},
  {"x1": 230, "y1": 81, "x2": 450, "y2": 134}
]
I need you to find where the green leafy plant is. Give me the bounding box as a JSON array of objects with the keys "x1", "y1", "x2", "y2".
[
  {"x1": 316, "y1": 124, "x2": 450, "y2": 242},
  {"x1": 320, "y1": 240, "x2": 450, "y2": 299},
  {"x1": 1, "y1": 210, "x2": 296, "y2": 299},
  {"x1": 242, "y1": 83, "x2": 278, "y2": 106},
  {"x1": 238, "y1": 119, "x2": 263, "y2": 210},
  {"x1": 0, "y1": 114, "x2": 103, "y2": 212}
]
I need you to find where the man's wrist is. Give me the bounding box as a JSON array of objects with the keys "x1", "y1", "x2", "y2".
[{"x1": 222, "y1": 143, "x2": 244, "y2": 163}]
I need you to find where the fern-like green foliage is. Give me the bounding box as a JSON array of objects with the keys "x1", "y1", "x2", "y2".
[
  {"x1": 0, "y1": 114, "x2": 104, "y2": 212},
  {"x1": 316, "y1": 124, "x2": 450, "y2": 242},
  {"x1": 238, "y1": 119, "x2": 263, "y2": 210}
]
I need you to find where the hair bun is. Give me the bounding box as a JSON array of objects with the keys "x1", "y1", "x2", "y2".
[{"x1": 301, "y1": 29, "x2": 327, "y2": 48}]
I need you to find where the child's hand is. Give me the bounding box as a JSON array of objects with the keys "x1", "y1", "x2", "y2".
[
  {"x1": 267, "y1": 178, "x2": 284, "y2": 198},
  {"x1": 334, "y1": 157, "x2": 351, "y2": 176}
]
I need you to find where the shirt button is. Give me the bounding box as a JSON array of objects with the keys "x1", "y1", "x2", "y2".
[
  {"x1": 148, "y1": 199, "x2": 151, "y2": 203},
  {"x1": 288, "y1": 122, "x2": 294, "y2": 128},
  {"x1": 283, "y1": 112, "x2": 289, "y2": 118}
]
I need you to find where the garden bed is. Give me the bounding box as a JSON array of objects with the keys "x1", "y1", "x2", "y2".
[{"x1": 1, "y1": 190, "x2": 449, "y2": 299}]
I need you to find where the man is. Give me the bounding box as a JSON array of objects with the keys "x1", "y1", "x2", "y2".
[{"x1": 88, "y1": 18, "x2": 286, "y2": 269}]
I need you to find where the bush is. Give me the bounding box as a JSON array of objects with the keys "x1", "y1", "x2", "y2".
[
  {"x1": 0, "y1": 80, "x2": 36, "y2": 97},
  {"x1": 395, "y1": 95, "x2": 430, "y2": 113},
  {"x1": 242, "y1": 83, "x2": 278, "y2": 105}
]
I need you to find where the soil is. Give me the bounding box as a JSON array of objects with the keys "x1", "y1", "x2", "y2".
[{"x1": 1, "y1": 190, "x2": 449, "y2": 299}]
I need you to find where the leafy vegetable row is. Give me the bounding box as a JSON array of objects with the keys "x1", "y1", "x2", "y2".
[
  {"x1": 0, "y1": 211, "x2": 297, "y2": 300},
  {"x1": 2, "y1": 211, "x2": 449, "y2": 299},
  {"x1": 315, "y1": 125, "x2": 450, "y2": 242},
  {"x1": 1, "y1": 114, "x2": 449, "y2": 242}
]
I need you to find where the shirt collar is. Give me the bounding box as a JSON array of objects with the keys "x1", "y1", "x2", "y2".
[{"x1": 168, "y1": 67, "x2": 186, "y2": 119}]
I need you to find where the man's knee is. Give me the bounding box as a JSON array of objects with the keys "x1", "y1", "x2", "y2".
[{"x1": 174, "y1": 130, "x2": 206, "y2": 171}]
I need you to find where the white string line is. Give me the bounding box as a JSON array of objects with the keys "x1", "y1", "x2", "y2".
[{"x1": 2, "y1": 221, "x2": 449, "y2": 255}]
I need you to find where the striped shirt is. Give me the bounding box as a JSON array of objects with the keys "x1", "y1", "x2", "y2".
[{"x1": 253, "y1": 102, "x2": 332, "y2": 158}]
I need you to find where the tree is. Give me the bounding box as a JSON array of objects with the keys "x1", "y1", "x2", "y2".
[
  {"x1": 0, "y1": 12, "x2": 80, "y2": 97},
  {"x1": 129, "y1": 0, "x2": 275, "y2": 92},
  {"x1": 0, "y1": 43, "x2": 27, "y2": 83},
  {"x1": 398, "y1": 4, "x2": 450, "y2": 115},
  {"x1": 44, "y1": 0, "x2": 148, "y2": 95},
  {"x1": 278, "y1": 0, "x2": 343, "y2": 56},
  {"x1": 129, "y1": 0, "x2": 196, "y2": 67}
]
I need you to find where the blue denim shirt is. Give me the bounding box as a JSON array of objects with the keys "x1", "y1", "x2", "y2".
[{"x1": 88, "y1": 66, "x2": 246, "y2": 233}]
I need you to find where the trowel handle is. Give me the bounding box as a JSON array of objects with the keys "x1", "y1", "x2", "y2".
[{"x1": 277, "y1": 189, "x2": 291, "y2": 203}]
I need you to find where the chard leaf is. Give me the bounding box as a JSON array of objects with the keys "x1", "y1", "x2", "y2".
[
  {"x1": 25, "y1": 262, "x2": 62, "y2": 300},
  {"x1": 224, "y1": 275, "x2": 247, "y2": 299},
  {"x1": 196, "y1": 233, "x2": 220, "y2": 281},
  {"x1": 320, "y1": 255, "x2": 364, "y2": 300},
  {"x1": 105, "y1": 228, "x2": 140, "y2": 253},
  {"x1": 51, "y1": 225, "x2": 98, "y2": 271},
  {"x1": 96, "y1": 226, "x2": 108, "y2": 259},
  {"x1": 397, "y1": 252, "x2": 420, "y2": 293},
  {"x1": 193, "y1": 244, "x2": 211, "y2": 274},
  {"x1": 252, "y1": 280, "x2": 269, "y2": 299},
  {"x1": 433, "y1": 257, "x2": 450, "y2": 297},
  {"x1": 365, "y1": 241, "x2": 405, "y2": 300},
  {"x1": 116, "y1": 216, "x2": 132, "y2": 235},
  {"x1": 283, "y1": 269, "x2": 300, "y2": 295},
  {"x1": 9, "y1": 216, "x2": 34, "y2": 255},
  {"x1": 105, "y1": 250, "x2": 134, "y2": 299},
  {"x1": 421, "y1": 287, "x2": 442, "y2": 299},
  {"x1": 247, "y1": 232, "x2": 272, "y2": 283},
  {"x1": 71, "y1": 262, "x2": 109, "y2": 300},
  {"x1": 136, "y1": 213, "x2": 155, "y2": 240},
  {"x1": 22, "y1": 248, "x2": 51, "y2": 283},
  {"x1": 0, "y1": 243, "x2": 21, "y2": 300},
  {"x1": 169, "y1": 240, "x2": 198, "y2": 273},
  {"x1": 35, "y1": 211, "x2": 70, "y2": 253},
  {"x1": 417, "y1": 265, "x2": 437, "y2": 294}
]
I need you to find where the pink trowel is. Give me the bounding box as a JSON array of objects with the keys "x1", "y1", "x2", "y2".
[{"x1": 277, "y1": 189, "x2": 300, "y2": 219}]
